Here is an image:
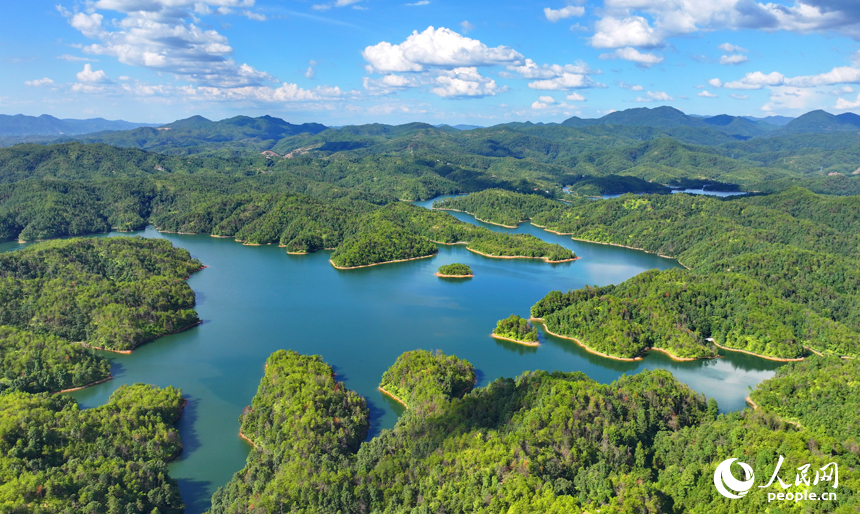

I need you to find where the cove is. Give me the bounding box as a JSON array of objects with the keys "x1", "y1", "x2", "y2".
[{"x1": 0, "y1": 202, "x2": 783, "y2": 514}]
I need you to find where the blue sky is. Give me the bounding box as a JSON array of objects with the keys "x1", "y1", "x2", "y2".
[{"x1": 3, "y1": 0, "x2": 860, "y2": 125}]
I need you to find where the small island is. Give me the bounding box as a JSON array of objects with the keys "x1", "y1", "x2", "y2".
[
  {"x1": 492, "y1": 314, "x2": 539, "y2": 346},
  {"x1": 436, "y1": 263, "x2": 473, "y2": 278}
]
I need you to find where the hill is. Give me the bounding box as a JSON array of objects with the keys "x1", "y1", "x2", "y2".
[{"x1": 0, "y1": 113, "x2": 156, "y2": 136}]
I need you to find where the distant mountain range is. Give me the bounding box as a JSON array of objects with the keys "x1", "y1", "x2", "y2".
[{"x1": 0, "y1": 114, "x2": 158, "y2": 136}]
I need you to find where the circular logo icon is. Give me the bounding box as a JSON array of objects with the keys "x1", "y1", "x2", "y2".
[{"x1": 714, "y1": 458, "x2": 755, "y2": 499}]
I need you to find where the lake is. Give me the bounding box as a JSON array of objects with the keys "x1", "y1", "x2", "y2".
[{"x1": 0, "y1": 200, "x2": 783, "y2": 513}]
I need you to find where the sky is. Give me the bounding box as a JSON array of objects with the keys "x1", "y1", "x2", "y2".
[{"x1": 3, "y1": 0, "x2": 860, "y2": 125}]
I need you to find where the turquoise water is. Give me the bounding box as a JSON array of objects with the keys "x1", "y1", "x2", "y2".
[{"x1": 0, "y1": 202, "x2": 783, "y2": 513}]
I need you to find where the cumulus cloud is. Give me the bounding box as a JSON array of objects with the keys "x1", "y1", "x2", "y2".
[
  {"x1": 313, "y1": 0, "x2": 364, "y2": 10},
  {"x1": 406, "y1": 1, "x2": 430, "y2": 5},
  {"x1": 460, "y1": 21, "x2": 475, "y2": 33},
  {"x1": 362, "y1": 26, "x2": 523, "y2": 73},
  {"x1": 599, "y1": 47, "x2": 663, "y2": 67},
  {"x1": 697, "y1": 90, "x2": 717, "y2": 97},
  {"x1": 719, "y1": 43, "x2": 748, "y2": 53},
  {"x1": 76, "y1": 64, "x2": 111, "y2": 83},
  {"x1": 708, "y1": 78, "x2": 723, "y2": 88},
  {"x1": 528, "y1": 73, "x2": 599, "y2": 90},
  {"x1": 430, "y1": 67, "x2": 504, "y2": 98},
  {"x1": 725, "y1": 71, "x2": 785, "y2": 89},
  {"x1": 720, "y1": 54, "x2": 749, "y2": 65},
  {"x1": 544, "y1": 5, "x2": 585, "y2": 22},
  {"x1": 506, "y1": 58, "x2": 593, "y2": 79},
  {"x1": 25, "y1": 77, "x2": 54, "y2": 87},
  {"x1": 619, "y1": 81, "x2": 644, "y2": 91},
  {"x1": 591, "y1": 16, "x2": 662, "y2": 48},
  {"x1": 60, "y1": 0, "x2": 274, "y2": 89},
  {"x1": 636, "y1": 90, "x2": 674, "y2": 102},
  {"x1": 836, "y1": 93, "x2": 860, "y2": 109},
  {"x1": 566, "y1": 92, "x2": 586, "y2": 101},
  {"x1": 586, "y1": 1, "x2": 860, "y2": 53}
]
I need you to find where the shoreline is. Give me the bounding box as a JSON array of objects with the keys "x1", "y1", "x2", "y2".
[
  {"x1": 330, "y1": 252, "x2": 437, "y2": 270},
  {"x1": 435, "y1": 272, "x2": 473, "y2": 278},
  {"x1": 466, "y1": 247, "x2": 578, "y2": 263},
  {"x1": 164, "y1": 398, "x2": 189, "y2": 463},
  {"x1": 432, "y1": 207, "x2": 523, "y2": 228},
  {"x1": 378, "y1": 386, "x2": 409, "y2": 408},
  {"x1": 53, "y1": 375, "x2": 113, "y2": 394},
  {"x1": 80, "y1": 320, "x2": 203, "y2": 355},
  {"x1": 238, "y1": 430, "x2": 260, "y2": 450},
  {"x1": 491, "y1": 333, "x2": 539, "y2": 347},
  {"x1": 531, "y1": 319, "x2": 643, "y2": 361},
  {"x1": 710, "y1": 339, "x2": 805, "y2": 362},
  {"x1": 568, "y1": 237, "x2": 689, "y2": 268}
]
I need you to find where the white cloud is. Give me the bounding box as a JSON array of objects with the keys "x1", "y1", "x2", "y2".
[
  {"x1": 305, "y1": 66, "x2": 316, "y2": 79},
  {"x1": 538, "y1": 95, "x2": 556, "y2": 103},
  {"x1": 591, "y1": 16, "x2": 662, "y2": 48},
  {"x1": 761, "y1": 86, "x2": 819, "y2": 112},
  {"x1": 599, "y1": 47, "x2": 663, "y2": 67},
  {"x1": 25, "y1": 77, "x2": 54, "y2": 87},
  {"x1": 725, "y1": 71, "x2": 785, "y2": 89},
  {"x1": 785, "y1": 66, "x2": 860, "y2": 87},
  {"x1": 406, "y1": 1, "x2": 430, "y2": 5},
  {"x1": 636, "y1": 90, "x2": 674, "y2": 102},
  {"x1": 528, "y1": 72, "x2": 599, "y2": 90},
  {"x1": 619, "y1": 81, "x2": 644, "y2": 91},
  {"x1": 708, "y1": 78, "x2": 723, "y2": 88},
  {"x1": 720, "y1": 54, "x2": 749, "y2": 65},
  {"x1": 697, "y1": 90, "x2": 717, "y2": 97},
  {"x1": 314, "y1": 0, "x2": 364, "y2": 9},
  {"x1": 77, "y1": 64, "x2": 111, "y2": 83},
  {"x1": 57, "y1": 54, "x2": 97, "y2": 62},
  {"x1": 544, "y1": 5, "x2": 585, "y2": 22},
  {"x1": 506, "y1": 58, "x2": 593, "y2": 79},
  {"x1": 362, "y1": 26, "x2": 523, "y2": 73},
  {"x1": 730, "y1": 93, "x2": 749, "y2": 99},
  {"x1": 430, "y1": 67, "x2": 504, "y2": 98},
  {"x1": 718, "y1": 43, "x2": 748, "y2": 53},
  {"x1": 61, "y1": 0, "x2": 274, "y2": 89},
  {"x1": 566, "y1": 92, "x2": 586, "y2": 101},
  {"x1": 836, "y1": 93, "x2": 860, "y2": 109},
  {"x1": 460, "y1": 21, "x2": 475, "y2": 33}
]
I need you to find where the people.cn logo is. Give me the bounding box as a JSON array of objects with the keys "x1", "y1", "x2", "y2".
[{"x1": 714, "y1": 458, "x2": 756, "y2": 499}]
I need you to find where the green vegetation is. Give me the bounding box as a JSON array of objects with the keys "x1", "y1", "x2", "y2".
[
  {"x1": 437, "y1": 263, "x2": 472, "y2": 276},
  {"x1": 331, "y1": 222, "x2": 438, "y2": 268},
  {"x1": 210, "y1": 350, "x2": 369, "y2": 514},
  {"x1": 0, "y1": 383, "x2": 185, "y2": 513},
  {"x1": 567, "y1": 174, "x2": 671, "y2": 196},
  {"x1": 0, "y1": 237, "x2": 201, "y2": 352},
  {"x1": 211, "y1": 350, "x2": 860, "y2": 513},
  {"x1": 441, "y1": 188, "x2": 860, "y2": 359},
  {"x1": 750, "y1": 356, "x2": 860, "y2": 441},
  {"x1": 0, "y1": 326, "x2": 111, "y2": 393},
  {"x1": 378, "y1": 349, "x2": 475, "y2": 410},
  {"x1": 493, "y1": 314, "x2": 538, "y2": 343}
]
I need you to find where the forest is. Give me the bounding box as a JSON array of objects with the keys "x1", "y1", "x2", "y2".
[
  {"x1": 0, "y1": 383, "x2": 186, "y2": 513},
  {"x1": 209, "y1": 349, "x2": 859, "y2": 513},
  {"x1": 441, "y1": 188, "x2": 860, "y2": 360},
  {"x1": 493, "y1": 314, "x2": 539, "y2": 343},
  {"x1": 437, "y1": 263, "x2": 472, "y2": 276}
]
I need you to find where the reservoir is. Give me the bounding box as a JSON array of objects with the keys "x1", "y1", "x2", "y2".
[{"x1": 0, "y1": 200, "x2": 783, "y2": 514}]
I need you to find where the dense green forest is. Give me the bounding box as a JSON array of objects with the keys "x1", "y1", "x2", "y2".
[
  {"x1": 0, "y1": 383, "x2": 186, "y2": 513},
  {"x1": 378, "y1": 350, "x2": 475, "y2": 410},
  {"x1": 210, "y1": 350, "x2": 859, "y2": 513},
  {"x1": 437, "y1": 263, "x2": 472, "y2": 276},
  {"x1": 0, "y1": 237, "x2": 201, "y2": 352},
  {"x1": 441, "y1": 188, "x2": 860, "y2": 360},
  {"x1": 493, "y1": 314, "x2": 538, "y2": 343}
]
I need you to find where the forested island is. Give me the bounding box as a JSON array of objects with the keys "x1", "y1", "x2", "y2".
[
  {"x1": 209, "y1": 349, "x2": 859, "y2": 513},
  {"x1": 492, "y1": 314, "x2": 539, "y2": 346},
  {"x1": 436, "y1": 263, "x2": 472, "y2": 277}
]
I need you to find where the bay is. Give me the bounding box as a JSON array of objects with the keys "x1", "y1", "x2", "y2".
[{"x1": 0, "y1": 200, "x2": 783, "y2": 513}]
